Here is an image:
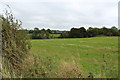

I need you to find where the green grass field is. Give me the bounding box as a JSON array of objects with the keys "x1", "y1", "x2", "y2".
[{"x1": 30, "y1": 37, "x2": 118, "y2": 78}]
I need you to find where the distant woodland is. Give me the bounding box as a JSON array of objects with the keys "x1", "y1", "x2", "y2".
[{"x1": 26, "y1": 26, "x2": 120, "y2": 39}]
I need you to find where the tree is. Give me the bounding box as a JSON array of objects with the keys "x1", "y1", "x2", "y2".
[
  {"x1": 47, "y1": 29, "x2": 52, "y2": 34},
  {"x1": 40, "y1": 28, "x2": 50, "y2": 39},
  {"x1": 60, "y1": 31, "x2": 69, "y2": 38},
  {"x1": 87, "y1": 27, "x2": 99, "y2": 37},
  {"x1": 69, "y1": 27, "x2": 87, "y2": 38},
  {"x1": 69, "y1": 28, "x2": 79, "y2": 38},
  {"x1": 31, "y1": 28, "x2": 52, "y2": 39},
  {"x1": 29, "y1": 30, "x2": 34, "y2": 34},
  {"x1": 79, "y1": 27, "x2": 87, "y2": 38},
  {"x1": 32, "y1": 27, "x2": 41, "y2": 39},
  {"x1": 110, "y1": 26, "x2": 118, "y2": 36}
]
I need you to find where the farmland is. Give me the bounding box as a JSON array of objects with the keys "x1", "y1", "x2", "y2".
[{"x1": 30, "y1": 37, "x2": 118, "y2": 78}]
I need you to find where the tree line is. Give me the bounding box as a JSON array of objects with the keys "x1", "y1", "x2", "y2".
[
  {"x1": 28, "y1": 26, "x2": 120, "y2": 39},
  {"x1": 28, "y1": 28, "x2": 64, "y2": 39},
  {"x1": 61, "y1": 26, "x2": 120, "y2": 38}
]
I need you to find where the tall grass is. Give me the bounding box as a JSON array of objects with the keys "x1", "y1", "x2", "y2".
[{"x1": 1, "y1": 9, "x2": 31, "y2": 78}]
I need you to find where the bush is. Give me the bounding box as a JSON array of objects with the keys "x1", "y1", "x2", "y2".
[{"x1": 1, "y1": 10, "x2": 31, "y2": 77}]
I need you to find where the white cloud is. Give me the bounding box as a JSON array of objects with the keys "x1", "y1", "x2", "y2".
[
  {"x1": 0, "y1": 0, "x2": 119, "y2": 3},
  {"x1": 0, "y1": 0, "x2": 119, "y2": 30}
]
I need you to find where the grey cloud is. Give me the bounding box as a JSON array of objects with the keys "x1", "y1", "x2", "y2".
[{"x1": 0, "y1": 0, "x2": 118, "y2": 30}]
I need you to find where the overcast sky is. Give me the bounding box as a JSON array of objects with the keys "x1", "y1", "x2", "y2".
[{"x1": 0, "y1": 0, "x2": 119, "y2": 30}]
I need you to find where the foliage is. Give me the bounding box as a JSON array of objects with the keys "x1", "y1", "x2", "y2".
[
  {"x1": 69, "y1": 27, "x2": 87, "y2": 38},
  {"x1": 29, "y1": 28, "x2": 61, "y2": 39},
  {"x1": 59, "y1": 31, "x2": 69, "y2": 38},
  {"x1": 29, "y1": 26, "x2": 120, "y2": 39},
  {"x1": 1, "y1": 10, "x2": 31, "y2": 77},
  {"x1": 63, "y1": 26, "x2": 120, "y2": 38}
]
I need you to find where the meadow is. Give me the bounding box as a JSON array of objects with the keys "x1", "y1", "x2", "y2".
[{"x1": 30, "y1": 37, "x2": 118, "y2": 78}]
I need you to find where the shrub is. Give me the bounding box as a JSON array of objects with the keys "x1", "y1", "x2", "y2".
[{"x1": 1, "y1": 10, "x2": 31, "y2": 77}]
